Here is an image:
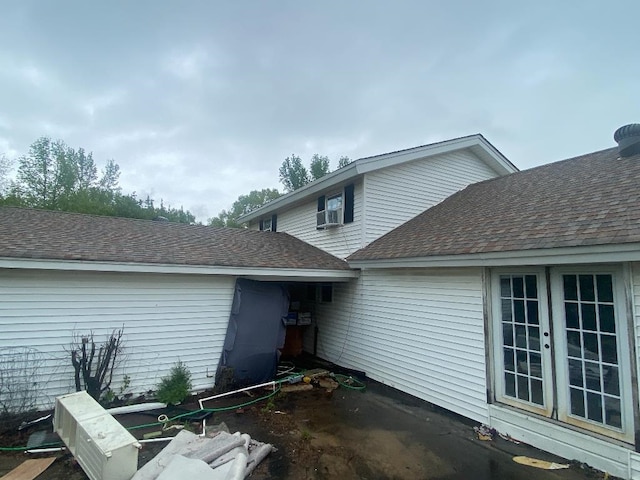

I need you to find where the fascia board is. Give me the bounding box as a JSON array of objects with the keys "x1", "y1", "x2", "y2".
[
  {"x1": 348, "y1": 243, "x2": 640, "y2": 269},
  {"x1": 0, "y1": 257, "x2": 359, "y2": 280},
  {"x1": 354, "y1": 136, "x2": 483, "y2": 174},
  {"x1": 471, "y1": 137, "x2": 519, "y2": 174}
]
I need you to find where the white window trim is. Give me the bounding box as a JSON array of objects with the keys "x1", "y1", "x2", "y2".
[{"x1": 262, "y1": 218, "x2": 272, "y2": 232}]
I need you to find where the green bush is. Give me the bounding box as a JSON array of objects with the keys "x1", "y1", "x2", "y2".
[{"x1": 156, "y1": 361, "x2": 192, "y2": 404}]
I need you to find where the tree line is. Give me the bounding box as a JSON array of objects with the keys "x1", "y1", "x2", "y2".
[
  {"x1": 0, "y1": 137, "x2": 351, "y2": 227},
  {"x1": 0, "y1": 137, "x2": 195, "y2": 223}
]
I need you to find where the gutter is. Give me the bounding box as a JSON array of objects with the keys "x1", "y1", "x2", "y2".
[
  {"x1": 0, "y1": 257, "x2": 360, "y2": 280},
  {"x1": 348, "y1": 242, "x2": 640, "y2": 269}
]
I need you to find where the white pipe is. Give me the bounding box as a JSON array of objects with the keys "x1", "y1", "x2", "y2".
[
  {"x1": 138, "y1": 437, "x2": 174, "y2": 444},
  {"x1": 26, "y1": 447, "x2": 66, "y2": 454},
  {"x1": 198, "y1": 381, "x2": 276, "y2": 410},
  {"x1": 200, "y1": 417, "x2": 207, "y2": 438},
  {"x1": 106, "y1": 402, "x2": 167, "y2": 415}
]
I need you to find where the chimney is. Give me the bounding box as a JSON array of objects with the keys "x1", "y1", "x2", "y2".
[{"x1": 614, "y1": 124, "x2": 640, "y2": 157}]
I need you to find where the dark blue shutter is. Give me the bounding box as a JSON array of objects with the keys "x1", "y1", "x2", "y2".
[
  {"x1": 259, "y1": 220, "x2": 264, "y2": 231},
  {"x1": 344, "y1": 183, "x2": 354, "y2": 223},
  {"x1": 271, "y1": 214, "x2": 277, "y2": 232},
  {"x1": 317, "y1": 195, "x2": 325, "y2": 211}
]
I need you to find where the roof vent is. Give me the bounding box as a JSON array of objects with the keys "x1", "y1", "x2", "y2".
[{"x1": 614, "y1": 124, "x2": 640, "y2": 157}]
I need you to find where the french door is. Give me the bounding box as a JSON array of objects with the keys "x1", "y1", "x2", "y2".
[
  {"x1": 492, "y1": 267, "x2": 634, "y2": 442},
  {"x1": 492, "y1": 269, "x2": 554, "y2": 416}
]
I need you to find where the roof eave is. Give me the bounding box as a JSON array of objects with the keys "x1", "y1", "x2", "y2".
[
  {"x1": 348, "y1": 243, "x2": 640, "y2": 269},
  {"x1": 0, "y1": 257, "x2": 359, "y2": 281},
  {"x1": 239, "y1": 134, "x2": 518, "y2": 223},
  {"x1": 354, "y1": 134, "x2": 517, "y2": 175}
]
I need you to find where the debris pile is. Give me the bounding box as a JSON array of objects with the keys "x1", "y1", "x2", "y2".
[
  {"x1": 132, "y1": 430, "x2": 273, "y2": 480},
  {"x1": 473, "y1": 424, "x2": 496, "y2": 441}
]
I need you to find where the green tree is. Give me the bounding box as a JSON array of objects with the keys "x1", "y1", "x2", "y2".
[
  {"x1": 15, "y1": 137, "x2": 72, "y2": 208},
  {"x1": 209, "y1": 188, "x2": 281, "y2": 228},
  {"x1": 309, "y1": 154, "x2": 330, "y2": 181},
  {"x1": 8, "y1": 136, "x2": 196, "y2": 224},
  {"x1": 279, "y1": 154, "x2": 309, "y2": 192},
  {"x1": 74, "y1": 148, "x2": 98, "y2": 191},
  {"x1": 99, "y1": 159, "x2": 121, "y2": 193},
  {"x1": 337, "y1": 156, "x2": 352, "y2": 169},
  {"x1": 14, "y1": 137, "x2": 125, "y2": 212}
]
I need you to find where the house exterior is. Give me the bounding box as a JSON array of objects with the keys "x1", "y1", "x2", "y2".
[
  {"x1": 239, "y1": 134, "x2": 518, "y2": 259},
  {"x1": 340, "y1": 125, "x2": 640, "y2": 478},
  {"x1": 0, "y1": 208, "x2": 356, "y2": 409},
  {"x1": 4, "y1": 125, "x2": 640, "y2": 477}
]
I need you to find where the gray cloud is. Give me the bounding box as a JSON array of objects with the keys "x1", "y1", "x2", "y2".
[{"x1": 0, "y1": 0, "x2": 638, "y2": 220}]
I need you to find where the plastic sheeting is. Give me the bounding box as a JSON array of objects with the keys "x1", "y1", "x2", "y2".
[
  {"x1": 217, "y1": 279, "x2": 289, "y2": 385},
  {"x1": 132, "y1": 430, "x2": 273, "y2": 480}
]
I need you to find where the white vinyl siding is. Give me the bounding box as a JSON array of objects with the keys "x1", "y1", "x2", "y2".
[
  {"x1": 275, "y1": 181, "x2": 363, "y2": 259},
  {"x1": 0, "y1": 269, "x2": 235, "y2": 409},
  {"x1": 364, "y1": 150, "x2": 498, "y2": 244},
  {"x1": 314, "y1": 268, "x2": 488, "y2": 423}
]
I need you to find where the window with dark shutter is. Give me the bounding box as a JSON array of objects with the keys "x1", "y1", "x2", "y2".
[
  {"x1": 271, "y1": 214, "x2": 277, "y2": 232},
  {"x1": 259, "y1": 220, "x2": 264, "y2": 231}
]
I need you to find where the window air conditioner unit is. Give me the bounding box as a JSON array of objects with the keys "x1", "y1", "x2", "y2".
[
  {"x1": 54, "y1": 391, "x2": 140, "y2": 480},
  {"x1": 325, "y1": 208, "x2": 342, "y2": 227},
  {"x1": 317, "y1": 209, "x2": 342, "y2": 228}
]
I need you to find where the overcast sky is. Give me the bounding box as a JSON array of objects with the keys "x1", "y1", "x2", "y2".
[{"x1": 0, "y1": 1, "x2": 638, "y2": 221}]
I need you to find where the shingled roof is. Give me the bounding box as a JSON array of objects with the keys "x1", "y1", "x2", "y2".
[
  {"x1": 0, "y1": 207, "x2": 351, "y2": 271},
  {"x1": 348, "y1": 147, "x2": 640, "y2": 262}
]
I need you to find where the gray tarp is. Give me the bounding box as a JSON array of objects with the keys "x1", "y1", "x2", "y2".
[{"x1": 217, "y1": 279, "x2": 288, "y2": 385}]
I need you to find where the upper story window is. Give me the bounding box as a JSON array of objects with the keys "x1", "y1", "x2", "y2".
[
  {"x1": 259, "y1": 215, "x2": 277, "y2": 232},
  {"x1": 317, "y1": 192, "x2": 343, "y2": 228},
  {"x1": 316, "y1": 183, "x2": 354, "y2": 229}
]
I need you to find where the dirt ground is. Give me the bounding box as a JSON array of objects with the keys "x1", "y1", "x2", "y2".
[{"x1": 0, "y1": 379, "x2": 615, "y2": 480}]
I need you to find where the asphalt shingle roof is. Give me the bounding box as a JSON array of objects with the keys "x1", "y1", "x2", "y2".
[
  {"x1": 0, "y1": 207, "x2": 351, "y2": 270},
  {"x1": 348, "y1": 147, "x2": 640, "y2": 261}
]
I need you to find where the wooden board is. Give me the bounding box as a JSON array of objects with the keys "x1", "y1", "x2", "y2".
[
  {"x1": 0, "y1": 458, "x2": 56, "y2": 480},
  {"x1": 512, "y1": 456, "x2": 569, "y2": 470},
  {"x1": 303, "y1": 368, "x2": 329, "y2": 379}
]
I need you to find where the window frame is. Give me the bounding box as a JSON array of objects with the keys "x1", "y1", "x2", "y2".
[
  {"x1": 325, "y1": 192, "x2": 343, "y2": 225},
  {"x1": 317, "y1": 191, "x2": 344, "y2": 228}
]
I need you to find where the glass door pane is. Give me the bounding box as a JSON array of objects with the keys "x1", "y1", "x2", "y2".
[
  {"x1": 562, "y1": 274, "x2": 622, "y2": 429},
  {"x1": 498, "y1": 274, "x2": 546, "y2": 408}
]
